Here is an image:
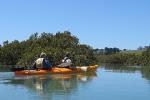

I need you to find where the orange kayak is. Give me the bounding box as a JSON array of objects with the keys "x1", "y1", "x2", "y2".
[{"x1": 15, "y1": 65, "x2": 98, "y2": 75}]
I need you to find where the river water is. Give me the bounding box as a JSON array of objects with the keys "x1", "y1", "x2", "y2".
[{"x1": 0, "y1": 65, "x2": 150, "y2": 100}]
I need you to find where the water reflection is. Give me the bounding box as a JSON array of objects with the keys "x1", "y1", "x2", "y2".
[
  {"x1": 141, "y1": 66, "x2": 150, "y2": 81},
  {"x1": 2, "y1": 72, "x2": 97, "y2": 99},
  {"x1": 101, "y1": 64, "x2": 150, "y2": 81},
  {"x1": 102, "y1": 64, "x2": 138, "y2": 73},
  {"x1": 1, "y1": 66, "x2": 150, "y2": 100}
]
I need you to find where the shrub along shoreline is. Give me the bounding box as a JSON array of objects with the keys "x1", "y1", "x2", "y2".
[
  {"x1": 96, "y1": 48, "x2": 150, "y2": 66},
  {"x1": 1, "y1": 31, "x2": 150, "y2": 67},
  {"x1": 0, "y1": 31, "x2": 97, "y2": 66}
]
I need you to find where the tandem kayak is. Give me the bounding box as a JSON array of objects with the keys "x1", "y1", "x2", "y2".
[{"x1": 15, "y1": 65, "x2": 98, "y2": 75}]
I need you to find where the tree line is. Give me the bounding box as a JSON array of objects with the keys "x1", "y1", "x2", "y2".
[
  {"x1": 1, "y1": 31, "x2": 150, "y2": 66},
  {"x1": 0, "y1": 31, "x2": 97, "y2": 66},
  {"x1": 95, "y1": 46, "x2": 150, "y2": 66},
  {"x1": 94, "y1": 47, "x2": 120, "y2": 55}
]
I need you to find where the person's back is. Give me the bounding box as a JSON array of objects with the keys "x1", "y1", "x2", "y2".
[
  {"x1": 34, "y1": 58, "x2": 44, "y2": 69},
  {"x1": 58, "y1": 56, "x2": 72, "y2": 68},
  {"x1": 33, "y1": 52, "x2": 52, "y2": 69},
  {"x1": 62, "y1": 57, "x2": 71, "y2": 63}
]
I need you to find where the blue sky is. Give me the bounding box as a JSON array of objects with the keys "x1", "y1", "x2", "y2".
[{"x1": 0, "y1": 0, "x2": 150, "y2": 50}]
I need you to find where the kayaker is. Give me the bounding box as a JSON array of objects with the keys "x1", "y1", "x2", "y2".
[
  {"x1": 32, "y1": 52, "x2": 52, "y2": 70},
  {"x1": 57, "y1": 52, "x2": 73, "y2": 68}
]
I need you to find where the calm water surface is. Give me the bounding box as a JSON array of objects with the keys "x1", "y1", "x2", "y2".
[{"x1": 0, "y1": 65, "x2": 150, "y2": 100}]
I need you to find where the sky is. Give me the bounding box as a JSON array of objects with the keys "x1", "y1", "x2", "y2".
[{"x1": 0, "y1": 0, "x2": 150, "y2": 50}]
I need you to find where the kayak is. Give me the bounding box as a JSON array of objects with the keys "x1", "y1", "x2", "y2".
[{"x1": 15, "y1": 65, "x2": 98, "y2": 75}]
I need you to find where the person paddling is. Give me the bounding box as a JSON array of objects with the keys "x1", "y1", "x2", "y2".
[
  {"x1": 57, "y1": 52, "x2": 74, "y2": 68},
  {"x1": 32, "y1": 52, "x2": 52, "y2": 70}
]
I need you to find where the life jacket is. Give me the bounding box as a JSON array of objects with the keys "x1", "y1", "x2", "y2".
[
  {"x1": 62, "y1": 57, "x2": 72, "y2": 63},
  {"x1": 35, "y1": 58, "x2": 51, "y2": 69},
  {"x1": 35, "y1": 58, "x2": 44, "y2": 68}
]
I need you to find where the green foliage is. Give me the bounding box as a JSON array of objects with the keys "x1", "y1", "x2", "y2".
[
  {"x1": 0, "y1": 40, "x2": 22, "y2": 65},
  {"x1": 94, "y1": 47, "x2": 120, "y2": 55},
  {"x1": 0, "y1": 31, "x2": 96, "y2": 66},
  {"x1": 96, "y1": 46, "x2": 150, "y2": 66},
  {"x1": 141, "y1": 47, "x2": 150, "y2": 65},
  {"x1": 97, "y1": 52, "x2": 143, "y2": 65}
]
